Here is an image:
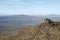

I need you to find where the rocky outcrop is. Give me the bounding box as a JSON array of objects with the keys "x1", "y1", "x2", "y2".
[
  {"x1": 43, "y1": 18, "x2": 53, "y2": 24},
  {"x1": 41, "y1": 18, "x2": 58, "y2": 27}
]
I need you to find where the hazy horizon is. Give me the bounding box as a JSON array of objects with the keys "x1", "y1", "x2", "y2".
[{"x1": 0, "y1": 0, "x2": 60, "y2": 16}]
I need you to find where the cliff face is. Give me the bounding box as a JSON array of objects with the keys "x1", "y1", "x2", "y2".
[{"x1": 0, "y1": 18, "x2": 60, "y2": 40}]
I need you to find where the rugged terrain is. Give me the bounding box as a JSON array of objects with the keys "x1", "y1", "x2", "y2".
[{"x1": 0, "y1": 18, "x2": 60, "y2": 40}]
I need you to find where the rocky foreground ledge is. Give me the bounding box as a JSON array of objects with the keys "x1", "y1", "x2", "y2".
[
  {"x1": 40, "y1": 18, "x2": 60, "y2": 27},
  {"x1": 0, "y1": 18, "x2": 60, "y2": 40}
]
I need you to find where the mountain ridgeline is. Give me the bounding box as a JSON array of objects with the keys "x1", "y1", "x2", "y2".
[
  {"x1": 0, "y1": 15, "x2": 60, "y2": 36},
  {"x1": 0, "y1": 18, "x2": 60, "y2": 40},
  {"x1": 0, "y1": 15, "x2": 43, "y2": 36}
]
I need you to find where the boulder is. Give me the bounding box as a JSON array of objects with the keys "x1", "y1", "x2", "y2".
[{"x1": 43, "y1": 18, "x2": 53, "y2": 25}]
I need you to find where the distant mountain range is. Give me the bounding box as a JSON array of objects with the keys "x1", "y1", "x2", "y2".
[
  {"x1": 0, "y1": 14, "x2": 43, "y2": 36},
  {"x1": 0, "y1": 14, "x2": 60, "y2": 36},
  {"x1": 0, "y1": 14, "x2": 60, "y2": 24},
  {"x1": 0, "y1": 14, "x2": 43, "y2": 24}
]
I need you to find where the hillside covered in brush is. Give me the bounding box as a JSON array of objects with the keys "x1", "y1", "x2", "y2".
[{"x1": 0, "y1": 18, "x2": 60, "y2": 40}]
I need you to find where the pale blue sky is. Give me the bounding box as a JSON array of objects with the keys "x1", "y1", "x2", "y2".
[{"x1": 0, "y1": 0, "x2": 60, "y2": 16}]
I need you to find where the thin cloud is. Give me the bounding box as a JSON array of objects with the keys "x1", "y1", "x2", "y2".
[
  {"x1": 1, "y1": 0, "x2": 44, "y2": 5},
  {"x1": 3, "y1": 0, "x2": 22, "y2": 4},
  {"x1": 0, "y1": 9, "x2": 60, "y2": 15},
  {"x1": 6, "y1": 0, "x2": 21, "y2": 2}
]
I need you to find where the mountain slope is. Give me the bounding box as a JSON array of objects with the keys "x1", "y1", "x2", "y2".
[{"x1": 0, "y1": 18, "x2": 60, "y2": 40}]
